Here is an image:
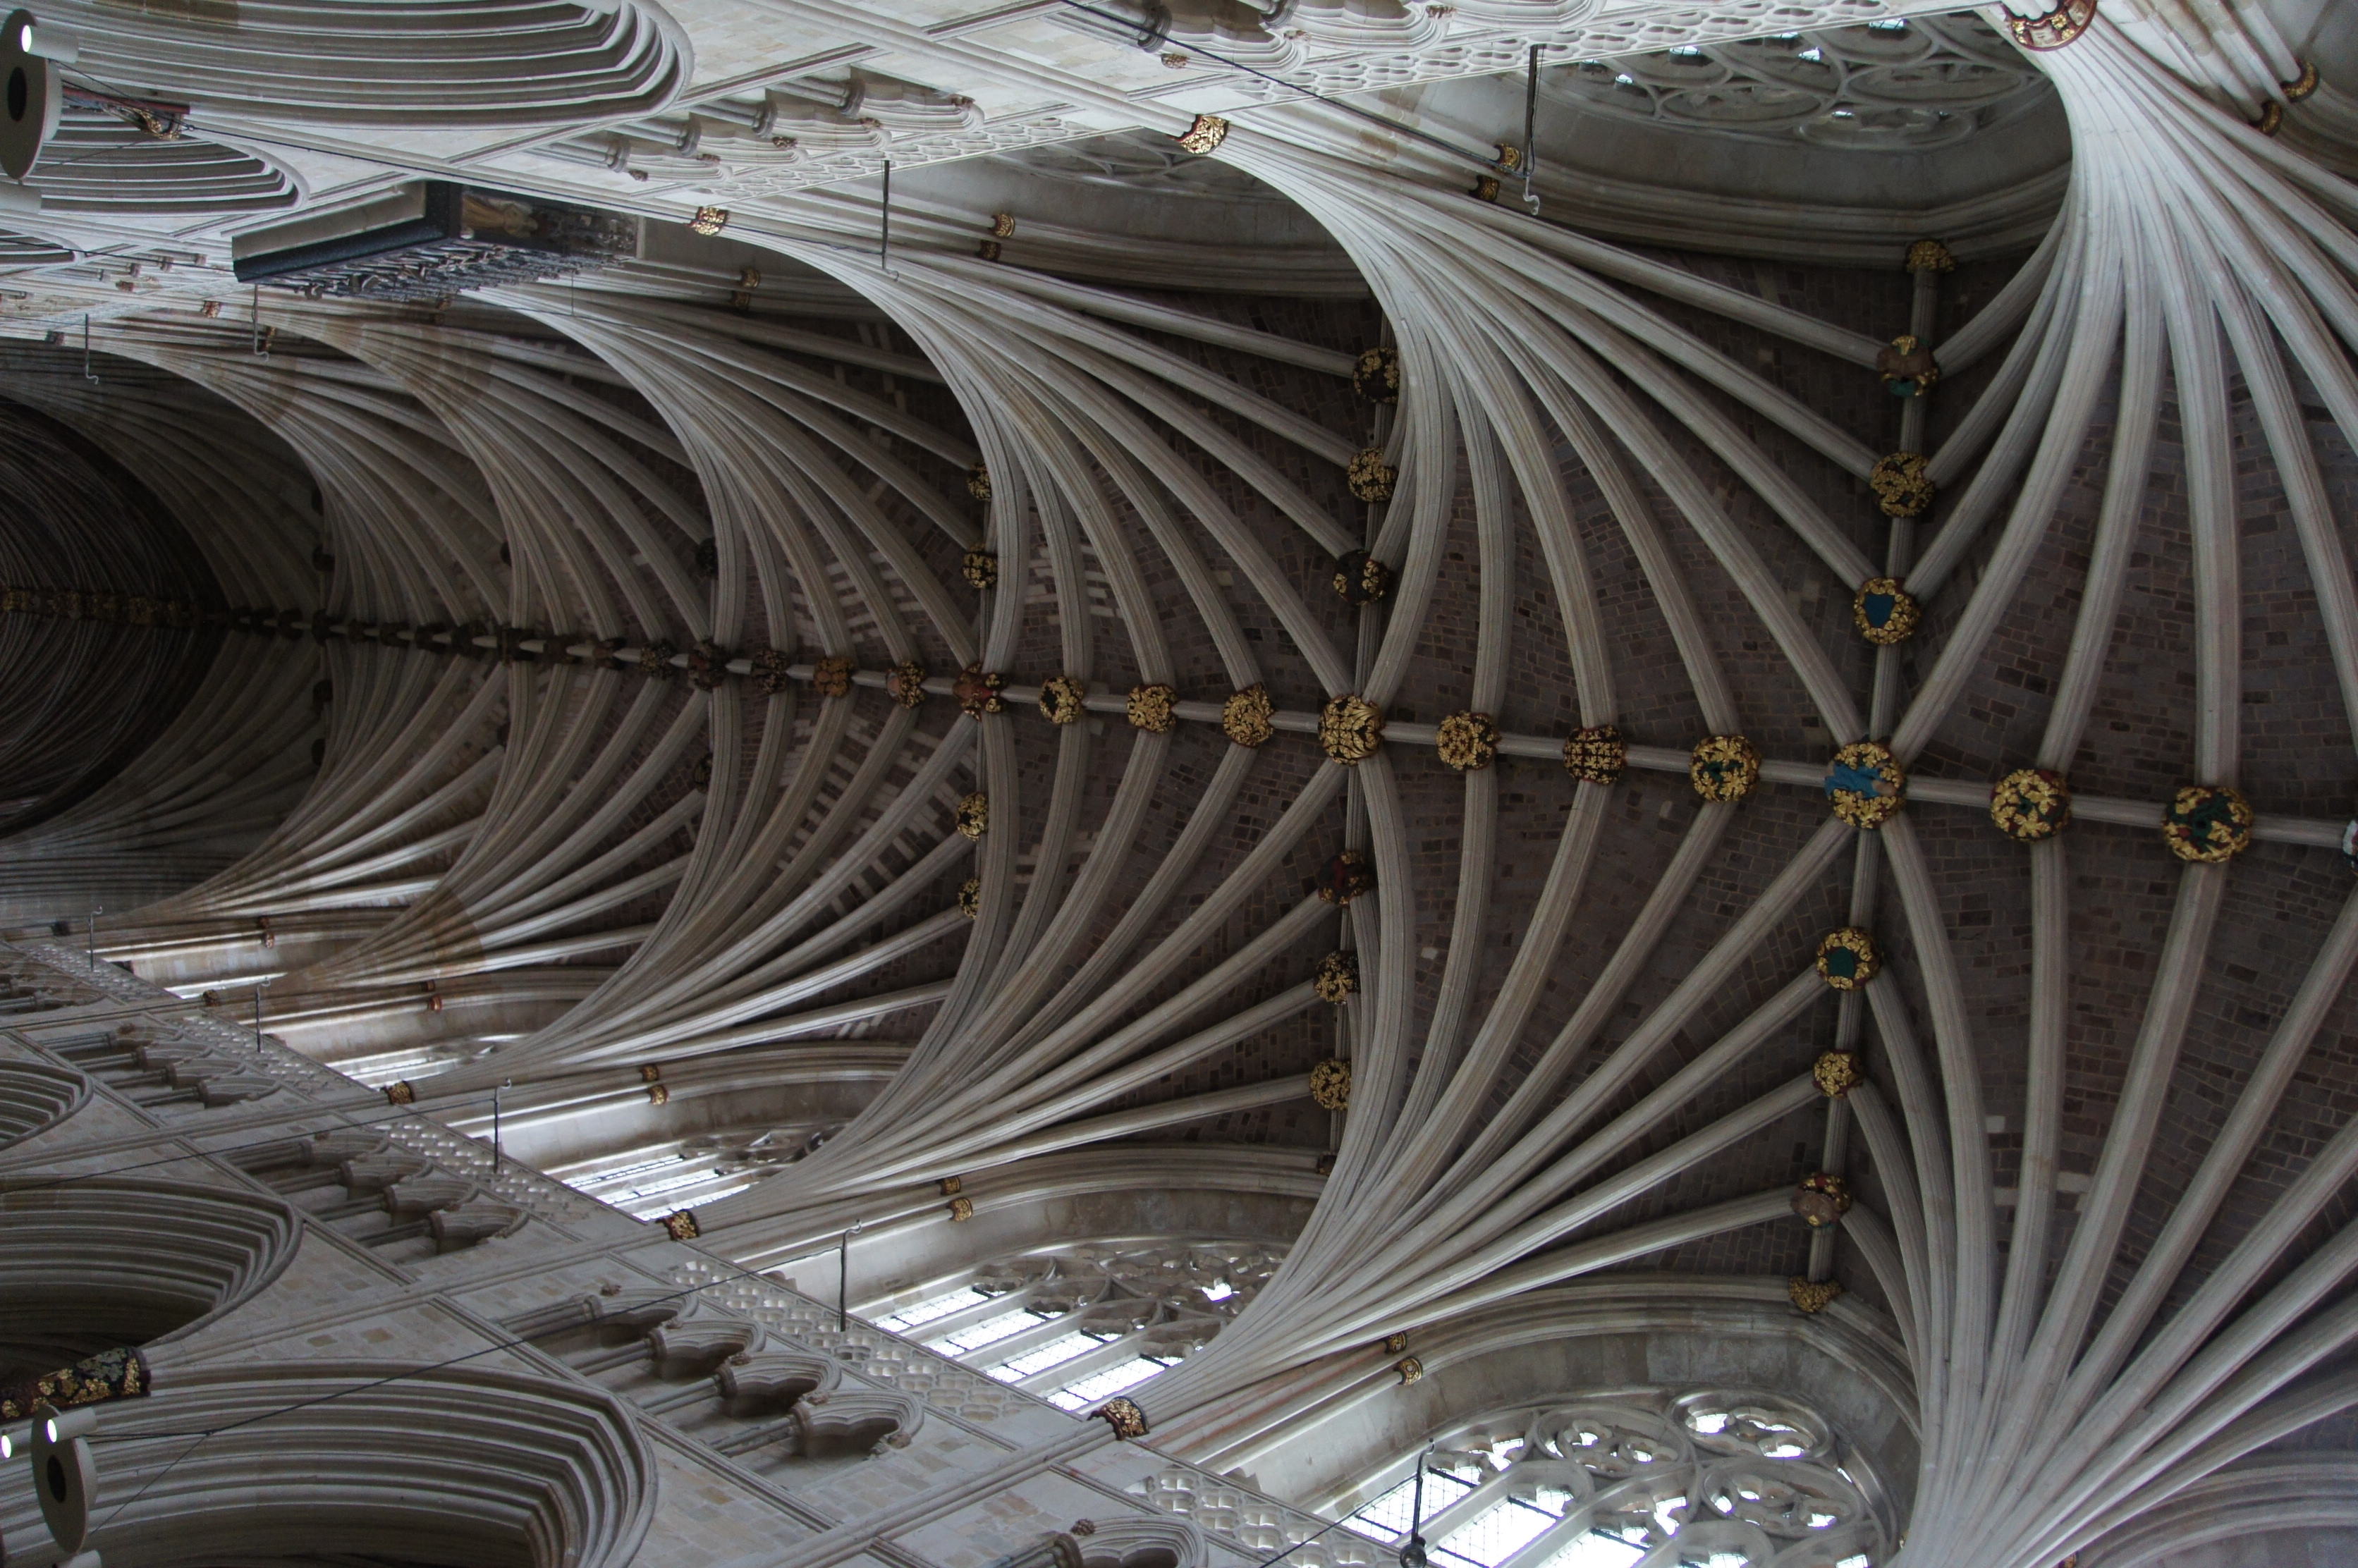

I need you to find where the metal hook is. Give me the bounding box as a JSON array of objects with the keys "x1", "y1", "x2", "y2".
[
  {"x1": 251, "y1": 284, "x2": 268, "y2": 358},
  {"x1": 80, "y1": 314, "x2": 97, "y2": 382}
]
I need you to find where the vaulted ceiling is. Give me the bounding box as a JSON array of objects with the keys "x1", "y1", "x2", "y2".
[{"x1": 4, "y1": 3, "x2": 2357, "y2": 1565}]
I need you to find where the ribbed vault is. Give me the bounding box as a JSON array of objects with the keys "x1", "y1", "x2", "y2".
[{"x1": 1, "y1": 6, "x2": 2356, "y2": 1567}]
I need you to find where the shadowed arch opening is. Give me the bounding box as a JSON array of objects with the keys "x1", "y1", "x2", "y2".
[
  {"x1": 0, "y1": 1057, "x2": 88, "y2": 1149},
  {"x1": 0, "y1": 1175, "x2": 300, "y2": 1382},
  {"x1": 0, "y1": 1361, "x2": 658, "y2": 1568}
]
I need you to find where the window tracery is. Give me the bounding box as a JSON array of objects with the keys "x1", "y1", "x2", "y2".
[
  {"x1": 1336, "y1": 1391, "x2": 1885, "y2": 1568},
  {"x1": 557, "y1": 1120, "x2": 846, "y2": 1218},
  {"x1": 871, "y1": 1241, "x2": 1284, "y2": 1411},
  {"x1": 1544, "y1": 16, "x2": 2047, "y2": 150}
]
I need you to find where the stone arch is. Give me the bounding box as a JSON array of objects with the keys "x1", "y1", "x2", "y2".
[
  {"x1": 0, "y1": 1058, "x2": 88, "y2": 1150},
  {"x1": 0, "y1": 1175, "x2": 300, "y2": 1379},
  {"x1": 0, "y1": 1361, "x2": 657, "y2": 1568},
  {"x1": 1182, "y1": 1278, "x2": 1915, "y2": 1536}
]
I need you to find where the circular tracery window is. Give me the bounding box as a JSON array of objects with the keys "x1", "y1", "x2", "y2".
[
  {"x1": 874, "y1": 1241, "x2": 1285, "y2": 1409},
  {"x1": 1344, "y1": 1388, "x2": 1886, "y2": 1568}
]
